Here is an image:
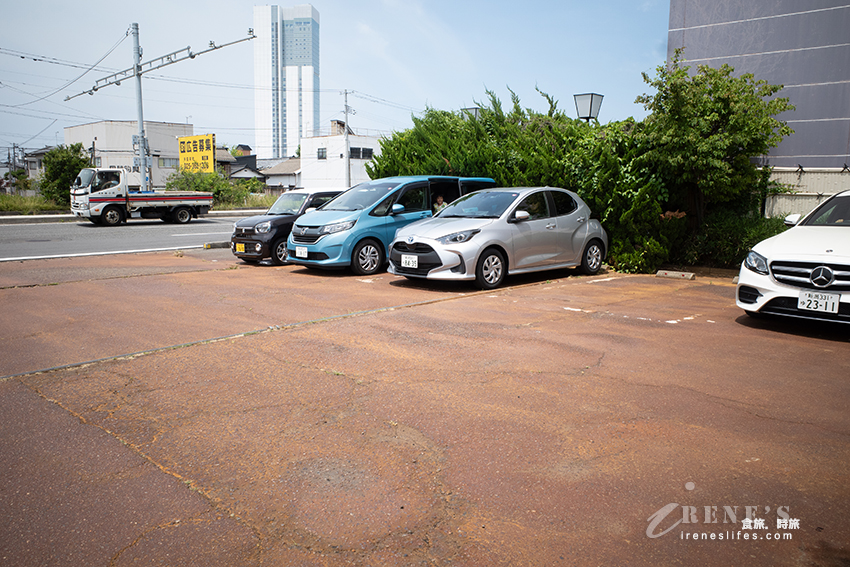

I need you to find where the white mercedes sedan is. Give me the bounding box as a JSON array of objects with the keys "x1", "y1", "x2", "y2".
[{"x1": 736, "y1": 189, "x2": 850, "y2": 324}]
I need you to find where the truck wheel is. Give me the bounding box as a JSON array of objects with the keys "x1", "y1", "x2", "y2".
[
  {"x1": 271, "y1": 238, "x2": 289, "y2": 265},
  {"x1": 173, "y1": 207, "x2": 192, "y2": 224},
  {"x1": 101, "y1": 206, "x2": 123, "y2": 226}
]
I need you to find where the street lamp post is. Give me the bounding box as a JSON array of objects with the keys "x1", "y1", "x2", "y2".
[{"x1": 574, "y1": 93, "x2": 604, "y2": 123}]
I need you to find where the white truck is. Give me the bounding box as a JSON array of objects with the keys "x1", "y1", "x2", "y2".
[{"x1": 70, "y1": 168, "x2": 213, "y2": 226}]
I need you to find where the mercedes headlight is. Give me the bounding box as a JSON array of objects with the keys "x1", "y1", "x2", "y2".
[
  {"x1": 321, "y1": 220, "x2": 356, "y2": 234},
  {"x1": 255, "y1": 221, "x2": 271, "y2": 234},
  {"x1": 436, "y1": 229, "x2": 480, "y2": 245},
  {"x1": 744, "y1": 251, "x2": 769, "y2": 275}
]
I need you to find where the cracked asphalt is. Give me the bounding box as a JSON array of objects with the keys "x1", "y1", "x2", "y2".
[{"x1": 1, "y1": 249, "x2": 848, "y2": 566}]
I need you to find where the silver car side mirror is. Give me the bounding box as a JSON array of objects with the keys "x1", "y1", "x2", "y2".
[
  {"x1": 784, "y1": 213, "x2": 801, "y2": 227},
  {"x1": 512, "y1": 210, "x2": 530, "y2": 223}
]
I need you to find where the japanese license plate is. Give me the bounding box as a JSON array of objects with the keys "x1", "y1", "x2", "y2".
[
  {"x1": 798, "y1": 291, "x2": 840, "y2": 314},
  {"x1": 401, "y1": 254, "x2": 418, "y2": 269},
  {"x1": 296, "y1": 246, "x2": 308, "y2": 259},
  {"x1": 235, "y1": 243, "x2": 245, "y2": 253}
]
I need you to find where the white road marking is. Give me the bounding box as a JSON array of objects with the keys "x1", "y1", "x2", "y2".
[{"x1": 0, "y1": 245, "x2": 204, "y2": 262}]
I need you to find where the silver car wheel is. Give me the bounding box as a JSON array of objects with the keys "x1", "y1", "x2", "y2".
[
  {"x1": 358, "y1": 244, "x2": 380, "y2": 272},
  {"x1": 586, "y1": 244, "x2": 602, "y2": 271},
  {"x1": 482, "y1": 254, "x2": 503, "y2": 284},
  {"x1": 581, "y1": 240, "x2": 604, "y2": 275}
]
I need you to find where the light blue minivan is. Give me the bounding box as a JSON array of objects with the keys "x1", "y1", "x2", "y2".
[{"x1": 286, "y1": 176, "x2": 495, "y2": 275}]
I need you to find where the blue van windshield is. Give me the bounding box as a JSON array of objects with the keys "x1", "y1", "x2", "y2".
[{"x1": 323, "y1": 181, "x2": 399, "y2": 211}]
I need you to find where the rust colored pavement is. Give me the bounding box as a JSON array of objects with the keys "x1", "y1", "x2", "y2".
[{"x1": 1, "y1": 250, "x2": 849, "y2": 566}]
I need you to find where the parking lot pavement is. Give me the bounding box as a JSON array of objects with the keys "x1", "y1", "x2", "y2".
[{"x1": 1, "y1": 250, "x2": 849, "y2": 566}]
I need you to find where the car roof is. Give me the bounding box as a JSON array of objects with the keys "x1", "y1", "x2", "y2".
[
  {"x1": 369, "y1": 175, "x2": 496, "y2": 182},
  {"x1": 282, "y1": 187, "x2": 344, "y2": 195},
  {"x1": 475, "y1": 186, "x2": 572, "y2": 193}
]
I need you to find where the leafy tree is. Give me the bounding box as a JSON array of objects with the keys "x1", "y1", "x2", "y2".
[
  {"x1": 165, "y1": 168, "x2": 247, "y2": 206},
  {"x1": 635, "y1": 49, "x2": 794, "y2": 230},
  {"x1": 2, "y1": 169, "x2": 32, "y2": 195},
  {"x1": 40, "y1": 143, "x2": 91, "y2": 206}
]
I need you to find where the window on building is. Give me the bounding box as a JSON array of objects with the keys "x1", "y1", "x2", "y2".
[
  {"x1": 158, "y1": 158, "x2": 179, "y2": 169},
  {"x1": 350, "y1": 147, "x2": 361, "y2": 159},
  {"x1": 361, "y1": 148, "x2": 373, "y2": 160},
  {"x1": 317, "y1": 147, "x2": 327, "y2": 160}
]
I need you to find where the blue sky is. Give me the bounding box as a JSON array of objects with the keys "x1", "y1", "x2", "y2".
[{"x1": 0, "y1": 0, "x2": 670, "y2": 153}]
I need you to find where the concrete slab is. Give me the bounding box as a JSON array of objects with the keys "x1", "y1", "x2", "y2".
[{"x1": 2, "y1": 251, "x2": 848, "y2": 565}]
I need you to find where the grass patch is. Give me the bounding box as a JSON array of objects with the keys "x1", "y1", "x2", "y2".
[
  {"x1": 0, "y1": 194, "x2": 65, "y2": 214},
  {"x1": 212, "y1": 193, "x2": 277, "y2": 210}
]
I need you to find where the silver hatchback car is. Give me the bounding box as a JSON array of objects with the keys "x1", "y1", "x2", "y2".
[{"x1": 388, "y1": 187, "x2": 608, "y2": 289}]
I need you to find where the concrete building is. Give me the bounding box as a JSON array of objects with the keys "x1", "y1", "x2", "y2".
[
  {"x1": 300, "y1": 121, "x2": 380, "y2": 190},
  {"x1": 667, "y1": 1, "x2": 850, "y2": 169},
  {"x1": 253, "y1": 4, "x2": 320, "y2": 160},
  {"x1": 64, "y1": 121, "x2": 192, "y2": 188}
]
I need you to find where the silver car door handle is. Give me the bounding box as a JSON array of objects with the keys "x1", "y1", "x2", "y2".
[
  {"x1": 576, "y1": 216, "x2": 586, "y2": 223},
  {"x1": 546, "y1": 223, "x2": 556, "y2": 229}
]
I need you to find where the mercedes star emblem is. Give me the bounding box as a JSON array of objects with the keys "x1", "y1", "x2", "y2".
[{"x1": 810, "y1": 266, "x2": 835, "y2": 288}]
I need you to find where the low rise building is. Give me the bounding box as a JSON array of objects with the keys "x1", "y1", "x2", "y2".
[{"x1": 65, "y1": 121, "x2": 192, "y2": 188}]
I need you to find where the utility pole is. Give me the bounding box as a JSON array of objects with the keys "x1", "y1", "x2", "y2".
[
  {"x1": 131, "y1": 23, "x2": 150, "y2": 191},
  {"x1": 67, "y1": 24, "x2": 255, "y2": 192},
  {"x1": 343, "y1": 90, "x2": 350, "y2": 187}
]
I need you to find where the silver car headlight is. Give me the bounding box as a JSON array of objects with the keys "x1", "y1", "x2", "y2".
[
  {"x1": 321, "y1": 220, "x2": 356, "y2": 234},
  {"x1": 744, "y1": 250, "x2": 769, "y2": 275},
  {"x1": 255, "y1": 221, "x2": 271, "y2": 234},
  {"x1": 436, "y1": 229, "x2": 480, "y2": 245}
]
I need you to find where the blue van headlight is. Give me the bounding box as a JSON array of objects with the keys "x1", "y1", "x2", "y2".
[{"x1": 321, "y1": 220, "x2": 356, "y2": 234}]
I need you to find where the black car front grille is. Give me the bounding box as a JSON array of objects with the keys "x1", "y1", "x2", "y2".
[
  {"x1": 390, "y1": 242, "x2": 442, "y2": 276},
  {"x1": 234, "y1": 226, "x2": 255, "y2": 236},
  {"x1": 287, "y1": 249, "x2": 328, "y2": 261},
  {"x1": 759, "y1": 297, "x2": 850, "y2": 324},
  {"x1": 770, "y1": 261, "x2": 850, "y2": 292},
  {"x1": 291, "y1": 232, "x2": 323, "y2": 244}
]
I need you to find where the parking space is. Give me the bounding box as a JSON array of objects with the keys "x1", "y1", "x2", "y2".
[{"x1": 1, "y1": 249, "x2": 848, "y2": 565}]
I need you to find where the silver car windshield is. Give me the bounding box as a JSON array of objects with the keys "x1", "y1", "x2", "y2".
[
  {"x1": 438, "y1": 190, "x2": 521, "y2": 219},
  {"x1": 268, "y1": 193, "x2": 307, "y2": 215},
  {"x1": 802, "y1": 195, "x2": 850, "y2": 227},
  {"x1": 323, "y1": 181, "x2": 398, "y2": 211}
]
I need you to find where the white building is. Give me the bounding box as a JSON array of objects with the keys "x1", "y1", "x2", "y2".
[
  {"x1": 253, "y1": 4, "x2": 320, "y2": 160},
  {"x1": 64, "y1": 121, "x2": 192, "y2": 188},
  {"x1": 300, "y1": 122, "x2": 380, "y2": 189}
]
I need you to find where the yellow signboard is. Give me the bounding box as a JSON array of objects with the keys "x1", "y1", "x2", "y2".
[{"x1": 178, "y1": 134, "x2": 216, "y2": 173}]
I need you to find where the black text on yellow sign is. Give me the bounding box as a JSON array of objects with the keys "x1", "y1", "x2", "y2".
[{"x1": 178, "y1": 134, "x2": 216, "y2": 173}]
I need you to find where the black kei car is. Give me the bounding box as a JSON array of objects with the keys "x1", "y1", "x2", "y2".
[{"x1": 231, "y1": 188, "x2": 342, "y2": 265}]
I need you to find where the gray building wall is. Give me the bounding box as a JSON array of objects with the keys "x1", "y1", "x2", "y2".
[{"x1": 668, "y1": 1, "x2": 850, "y2": 168}]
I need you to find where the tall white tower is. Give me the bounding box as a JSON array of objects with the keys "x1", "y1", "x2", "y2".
[{"x1": 254, "y1": 4, "x2": 320, "y2": 159}]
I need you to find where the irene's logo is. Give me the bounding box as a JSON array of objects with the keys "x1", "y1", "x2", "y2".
[{"x1": 646, "y1": 482, "x2": 798, "y2": 540}]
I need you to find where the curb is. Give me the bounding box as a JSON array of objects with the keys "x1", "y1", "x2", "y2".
[{"x1": 656, "y1": 270, "x2": 696, "y2": 280}]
